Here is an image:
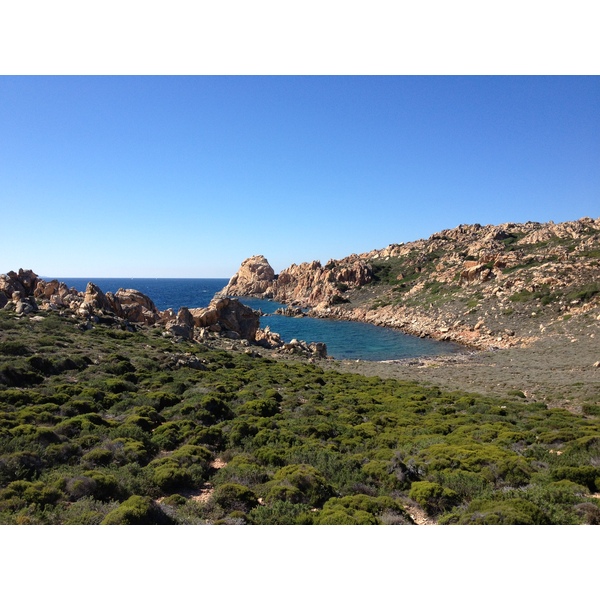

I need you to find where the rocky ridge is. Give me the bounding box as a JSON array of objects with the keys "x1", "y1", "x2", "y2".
[
  {"x1": 0, "y1": 269, "x2": 327, "y2": 359},
  {"x1": 216, "y1": 254, "x2": 373, "y2": 306},
  {"x1": 217, "y1": 217, "x2": 600, "y2": 350}
]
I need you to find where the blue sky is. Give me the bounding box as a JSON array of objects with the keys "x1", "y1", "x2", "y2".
[{"x1": 1, "y1": 76, "x2": 598, "y2": 277}]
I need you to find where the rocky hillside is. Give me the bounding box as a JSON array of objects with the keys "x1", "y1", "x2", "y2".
[{"x1": 218, "y1": 217, "x2": 600, "y2": 349}]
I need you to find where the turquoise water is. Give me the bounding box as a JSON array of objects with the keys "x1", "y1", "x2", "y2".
[
  {"x1": 239, "y1": 297, "x2": 461, "y2": 361},
  {"x1": 57, "y1": 278, "x2": 461, "y2": 361}
]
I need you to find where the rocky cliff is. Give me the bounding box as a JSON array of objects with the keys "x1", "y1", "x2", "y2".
[
  {"x1": 217, "y1": 217, "x2": 600, "y2": 349},
  {"x1": 217, "y1": 254, "x2": 373, "y2": 307}
]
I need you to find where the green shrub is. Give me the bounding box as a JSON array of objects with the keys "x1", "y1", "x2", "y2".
[
  {"x1": 213, "y1": 461, "x2": 269, "y2": 487},
  {"x1": 0, "y1": 451, "x2": 43, "y2": 485},
  {"x1": 315, "y1": 506, "x2": 378, "y2": 525},
  {"x1": 1, "y1": 480, "x2": 63, "y2": 508},
  {"x1": 101, "y1": 495, "x2": 173, "y2": 525},
  {"x1": 83, "y1": 471, "x2": 122, "y2": 501},
  {"x1": 0, "y1": 364, "x2": 44, "y2": 387},
  {"x1": 248, "y1": 500, "x2": 312, "y2": 525},
  {"x1": 152, "y1": 422, "x2": 183, "y2": 450},
  {"x1": 0, "y1": 342, "x2": 31, "y2": 356},
  {"x1": 103, "y1": 378, "x2": 137, "y2": 394},
  {"x1": 432, "y1": 469, "x2": 491, "y2": 501},
  {"x1": 226, "y1": 420, "x2": 258, "y2": 447},
  {"x1": 81, "y1": 447, "x2": 113, "y2": 467},
  {"x1": 163, "y1": 494, "x2": 187, "y2": 506},
  {"x1": 64, "y1": 475, "x2": 98, "y2": 501},
  {"x1": 238, "y1": 398, "x2": 279, "y2": 417},
  {"x1": 107, "y1": 438, "x2": 149, "y2": 465},
  {"x1": 440, "y1": 498, "x2": 550, "y2": 525},
  {"x1": 409, "y1": 481, "x2": 459, "y2": 515},
  {"x1": 266, "y1": 464, "x2": 334, "y2": 507},
  {"x1": 550, "y1": 466, "x2": 600, "y2": 492},
  {"x1": 152, "y1": 462, "x2": 192, "y2": 491},
  {"x1": 582, "y1": 404, "x2": 600, "y2": 417},
  {"x1": 211, "y1": 483, "x2": 259, "y2": 513},
  {"x1": 315, "y1": 494, "x2": 411, "y2": 525}
]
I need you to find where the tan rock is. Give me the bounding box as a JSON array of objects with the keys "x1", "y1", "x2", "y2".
[
  {"x1": 216, "y1": 255, "x2": 276, "y2": 298},
  {"x1": 84, "y1": 283, "x2": 113, "y2": 313}
]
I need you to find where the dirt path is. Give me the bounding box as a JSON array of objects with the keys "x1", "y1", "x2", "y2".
[
  {"x1": 158, "y1": 457, "x2": 228, "y2": 505},
  {"x1": 404, "y1": 503, "x2": 437, "y2": 525},
  {"x1": 189, "y1": 458, "x2": 228, "y2": 503}
]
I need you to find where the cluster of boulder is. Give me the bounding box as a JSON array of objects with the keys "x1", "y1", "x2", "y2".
[
  {"x1": 254, "y1": 326, "x2": 327, "y2": 358},
  {"x1": 0, "y1": 269, "x2": 165, "y2": 325},
  {"x1": 0, "y1": 269, "x2": 328, "y2": 359}
]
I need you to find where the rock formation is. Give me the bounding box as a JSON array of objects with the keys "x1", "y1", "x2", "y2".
[
  {"x1": 217, "y1": 255, "x2": 372, "y2": 309},
  {"x1": 3, "y1": 268, "x2": 330, "y2": 358},
  {"x1": 217, "y1": 255, "x2": 276, "y2": 298},
  {"x1": 189, "y1": 298, "x2": 260, "y2": 341}
]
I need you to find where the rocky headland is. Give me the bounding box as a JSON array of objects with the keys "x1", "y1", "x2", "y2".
[{"x1": 217, "y1": 217, "x2": 600, "y2": 351}]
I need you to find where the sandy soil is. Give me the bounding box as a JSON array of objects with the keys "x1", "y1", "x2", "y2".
[{"x1": 403, "y1": 502, "x2": 437, "y2": 525}]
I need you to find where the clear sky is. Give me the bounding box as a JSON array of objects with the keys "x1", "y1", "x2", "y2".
[{"x1": 1, "y1": 76, "x2": 599, "y2": 278}]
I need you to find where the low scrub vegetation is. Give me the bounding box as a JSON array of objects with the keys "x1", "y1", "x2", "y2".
[{"x1": 1, "y1": 309, "x2": 599, "y2": 524}]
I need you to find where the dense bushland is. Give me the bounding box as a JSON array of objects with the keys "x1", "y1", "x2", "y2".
[{"x1": 1, "y1": 309, "x2": 599, "y2": 524}]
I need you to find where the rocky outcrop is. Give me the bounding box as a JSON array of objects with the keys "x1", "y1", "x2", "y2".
[
  {"x1": 275, "y1": 306, "x2": 305, "y2": 317},
  {"x1": 254, "y1": 326, "x2": 327, "y2": 358},
  {"x1": 0, "y1": 270, "x2": 164, "y2": 327},
  {"x1": 218, "y1": 255, "x2": 372, "y2": 309},
  {"x1": 112, "y1": 289, "x2": 161, "y2": 325},
  {"x1": 189, "y1": 298, "x2": 260, "y2": 341},
  {"x1": 217, "y1": 255, "x2": 276, "y2": 298},
  {"x1": 274, "y1": 257, "x2": 372, "y2": 308},
  {"x1": 1, "y1": 269, "x2": 328, "y2": 358},
  {"x1": 82, "y1": 283, "x2": 113, "y2": 313},
  {"x1": 0, "y1": 269, "x2": 40, "y2": 307}
]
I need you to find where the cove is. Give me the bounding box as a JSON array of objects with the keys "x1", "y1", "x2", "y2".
[
  {"x1": 239, "y1": 297, "x2": 462, "y2": 362},
  {"x1": 56, "y1": 278, "x2": 462, "y2": 362}
]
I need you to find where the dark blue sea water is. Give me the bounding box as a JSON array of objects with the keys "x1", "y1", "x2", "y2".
[{"x1": 58, "y1": 278, "x2": 461, "y2": 361}]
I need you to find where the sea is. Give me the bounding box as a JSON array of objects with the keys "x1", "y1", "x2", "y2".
[{"x1": 57, "y1": 277, "x2": 462, "y2": 362}]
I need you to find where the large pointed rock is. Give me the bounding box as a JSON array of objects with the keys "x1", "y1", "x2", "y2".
[{"x1": 216, "y1": 255, "x2": 276, "y2": 298}]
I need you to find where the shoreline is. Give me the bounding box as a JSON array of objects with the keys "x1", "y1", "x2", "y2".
[{"x1": 213, "y1": 304, "x2": 600, "y2": 414}]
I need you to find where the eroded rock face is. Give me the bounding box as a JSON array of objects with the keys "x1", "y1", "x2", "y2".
[
  {"x1": 84, "y1": 283, "x2": 113, "y2": 313},
  {"x1": 217, "y1": 255, "x2": 276, "y2": 298},
  {"x1": 275, "y1": 258, "x2": 372, "y2": 308},
  {"x1": 1, "y1": 268, "x2": 322, "y2": 355},
  {"x1": 217, "y1": 216, "x2": 600, "y2": 350},
  {"x1": 113, "y1": 288, "x2": 160, "y2": 324},
  {"x1": 0, "y1": 270, "x2": 165, "y2": 327},
  {"x1": 189, "y1": 298, "x2": 259, "y2": 342},
  {"x1": 0, "y1": 269, "x2": 38, "y2": 298},
  {"x1": 217, "y1": 255, "x2": 372, "y2": 309},
  {"x1": 1, "y1": 269, "x2": 43, "y2": 312}
]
